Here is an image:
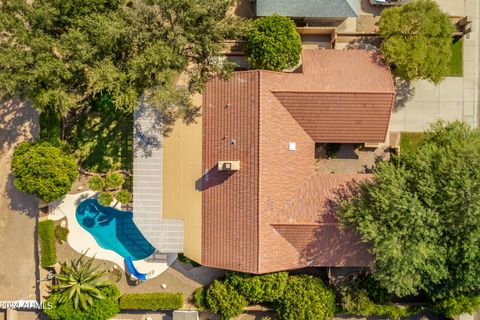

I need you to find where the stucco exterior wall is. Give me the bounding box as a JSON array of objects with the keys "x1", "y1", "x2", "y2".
[{"x1": 162, "y1": 93, "x2": 203, "y2": 263}]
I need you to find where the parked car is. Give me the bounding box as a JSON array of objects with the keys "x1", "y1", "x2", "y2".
[{"x1": 369, "y1": 0, "x2": 402, "y2": 6}]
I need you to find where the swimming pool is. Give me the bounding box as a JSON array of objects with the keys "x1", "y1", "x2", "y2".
[{"x1": 75, "y1": 199, "x2": 155, "y2": 260}]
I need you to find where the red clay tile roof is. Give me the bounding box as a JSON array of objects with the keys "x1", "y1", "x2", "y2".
[
  {"x1": 202, "y1": 50, "x2": 392, "y2": 273},
  {"x1": 274, "y1": 92, "x2": 394, "y2": 143}
]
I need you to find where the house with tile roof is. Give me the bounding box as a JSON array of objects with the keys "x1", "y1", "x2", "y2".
[{"x1": 159, "y1": 49, "x2": 395, "y2": 274}]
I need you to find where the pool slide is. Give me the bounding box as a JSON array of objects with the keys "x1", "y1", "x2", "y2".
[{"x1": 125, "y1": 256, "x2": 148, "y2": 281}]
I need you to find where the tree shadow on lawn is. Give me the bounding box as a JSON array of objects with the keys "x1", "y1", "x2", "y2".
[{"x1": 66, "y1": 108, "x2": 133, "y2": 174}]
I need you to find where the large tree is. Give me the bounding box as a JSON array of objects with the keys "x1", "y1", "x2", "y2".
[
  {"x1": 0, "y1": 0, "x2": 248, "y2": 127},
  {"x1": 378, "y1": 0, "x2": 455, "y2": 84},
  {"x1": 338, "y1": 121, "x2": 480, "y2": 300},
  {"x1": 11, "y1": 141, "x2": 78, "y2": 202}
]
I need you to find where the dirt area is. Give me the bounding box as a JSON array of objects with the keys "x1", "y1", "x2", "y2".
[
  {"x1": 56, "y1": 241, "x2": 224, "y2": 306},
  {"x1": 69, "y1": 173, "x2": 89, "y2": 194},
  {"x1": 316, "y1": 144, "x2": 390, "y2": 174},
  {"x1": 0, "y1": 98, "x2": 39, "y2": 301}
]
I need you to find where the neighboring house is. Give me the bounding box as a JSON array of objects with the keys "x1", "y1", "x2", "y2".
[
  {"x1": 256, "y1": 0, "x2": 359, "y2": 21},
  {"x1": 180, "y1": 49, "x2": 393, "y2": 274},
  {"x1": 254, "y1": 0, "x2": 361, "y2": 49}
]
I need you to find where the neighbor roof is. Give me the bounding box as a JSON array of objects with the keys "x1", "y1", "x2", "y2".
[
  {"x1": 202, "y1": 50, "x2": 394, "y2": 274},
  {"x1": 256, "y1": 0, "x2": 360, "y2": 18}
]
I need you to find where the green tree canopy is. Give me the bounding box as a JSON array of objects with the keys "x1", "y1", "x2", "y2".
[
  {"x1": 0, "y1": 0, "x2": 248, "y2": 127},
  {"x1": 273, "y1": 275, "x2": 336, "y2": 320},
  {"x1": 11, "y1": 141, "x2": 77, "y2": 202},
  {"x1": 339, "y1": 121, "x2": 480, "y2": 300},
  {"x1": 378, "y1": 0, "x2": 455, "y2": 83},
  {"x1": 244, "y1": 14, "x2": 302, "y2": 71}
]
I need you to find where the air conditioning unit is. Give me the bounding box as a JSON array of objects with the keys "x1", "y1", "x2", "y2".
[{"x1": 218, "y1": 160, "x2": 240, "y2": 171}]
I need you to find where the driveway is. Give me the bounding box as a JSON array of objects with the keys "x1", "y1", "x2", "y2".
[
  {"x1": 0, "y1": 98, "x2": 39, "y2": 301},
  {"x1": 390, "y1": 0, "x2": 479, "y2": 131}
]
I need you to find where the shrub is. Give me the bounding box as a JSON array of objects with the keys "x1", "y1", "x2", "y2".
[
  {"x1": 11, "y1": 141, "x2": 78, "y2": 202},
  {"x1": 44, "y1": 285, "x2": 120, "y2": 320},
  {"x1": 116, "y1": 189, "x2": 132, "y2": 204},
  {"x1": 88, "y1": 176, "x2": 105, "y2": 191},
  {"x1": 38, "y1": 220, "x2": 56, "y2": 268},
  {"x1": 244, "y1": 14, "x2": 302, "y2": 71},
  {"x1": 274, "y1": 275, "x2": 336, "y2": 320},
  {"x1": 225, "y1": 271, "x2": 288, "y2": 303},
  {"x1": 434, "y1": 295, "x2": 480, "y2": 317},
  {"x1": 54, "y1": 225, "x2": 69, "y2": 244},
  {"x1": 193, "y1": 287, "x2": 207, "y2": 311},
  {"x1": 98, "y1": 192, "x2": 113, "y2": 206},
  {"x1": 326, "y1": 143, "x2": 342, "y2": 159},
  {"x1": 206, "y1": 280, "x2": 247, "y2": 320},
  {"x1": 119, "y1": 292, "x2": 183, "y2": 310},
  {"x1": 105, "y1": 172, "x2": 124, "y2": 189},
  {"x1": 339, "y1": 286, "x2": 414, "y2": 319}
]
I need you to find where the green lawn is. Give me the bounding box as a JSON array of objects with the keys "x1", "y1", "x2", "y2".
[
  {"x1": 66, "y1": 106, "x2": 133, "y2": 174},
  {"x1": 445, "y1": 38, "x2": 463, "y2": 77},
  {"x1": 400, "y1": 132, "x2": 425, "y2": 156}
]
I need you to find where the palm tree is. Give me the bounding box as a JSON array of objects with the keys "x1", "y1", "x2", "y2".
[{"x1": 52, "y1": 252, "x2": 111, "y2": 310}]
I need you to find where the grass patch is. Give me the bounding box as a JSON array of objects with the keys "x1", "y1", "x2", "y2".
[
  {"x1": 65, "y1": 99, "x2": 133, "y2": 174},
  {"x1": 38, "y1": 220, "x2": 56, "y2": 268},
  {"x1": 445, "y1": 38, "x2": 463, "y2": 77},
  {"x1": 119, "y1": 293, "x2": 184, "y2": 310},
  {"x1": 400, "y1": 132, "x2": 425, "y2": 155}
]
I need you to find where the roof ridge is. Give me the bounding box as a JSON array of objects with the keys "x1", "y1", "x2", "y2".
[
  {"x1": 343, "y1": 0, "x2": 360, "y2": 17},
  {"x1": 255, "y1": 69, "x2": 261, "y2": 274},
  {"x1": 272, "y1": 90, "x2": 395, "y2": 94}
]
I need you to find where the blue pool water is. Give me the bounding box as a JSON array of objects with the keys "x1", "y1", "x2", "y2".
[{"x1": 75, "y1": 199, "x2": 155, "y2": 260}]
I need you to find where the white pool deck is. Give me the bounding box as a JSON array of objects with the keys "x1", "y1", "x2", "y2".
[{"x1": 48, "y1": 191, "x2": 171, "y2": 279}]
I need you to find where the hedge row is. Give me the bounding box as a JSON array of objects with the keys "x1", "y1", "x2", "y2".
[
  {"x1": 38, "y1": 220, "x2": 56, "y2": 268},
  {"x1": 119, "y1": 292, "x2": 183, "y2": 310}
]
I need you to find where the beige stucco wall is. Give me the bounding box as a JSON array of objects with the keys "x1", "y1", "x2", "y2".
[{"x1": 162, "y1": 93, "x2": 203, "y2": 263}]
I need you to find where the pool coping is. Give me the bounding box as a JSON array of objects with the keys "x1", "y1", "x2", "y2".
[{"x1": 48, "y1": 191, "x2": 172, "y2": 279}]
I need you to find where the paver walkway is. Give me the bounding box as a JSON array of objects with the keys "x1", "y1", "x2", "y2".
[
  {"x1": 390, "y1": 0, "x2": 479, "y2": 131},
  {"x1": 133, "y1": 100, "x2": 184, "y2": 253},
  {"x1": 0, "y1": 99, "x2": 39, "y2": 301}
]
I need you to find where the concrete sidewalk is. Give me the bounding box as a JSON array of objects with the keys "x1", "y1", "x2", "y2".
[{"x1": 390, "y1": 0, "x2": 479, "y2": 131}]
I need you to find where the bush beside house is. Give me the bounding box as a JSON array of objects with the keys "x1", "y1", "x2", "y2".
[
  {"x1": 119, "y1": 293, "x2": 184, "y2": 310},
  {"x1": 244, "y1": 14, "x2": 302, "y2": 71},
  {"x1": 196, "y1": 273, "x2": 335, "y2": 320},
  {"x1": 274, "y1": 275, "x2": 336, "y2": 320},
  {"x1": 38, "y1": 220, "x2": 56, "y2": 268}
]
